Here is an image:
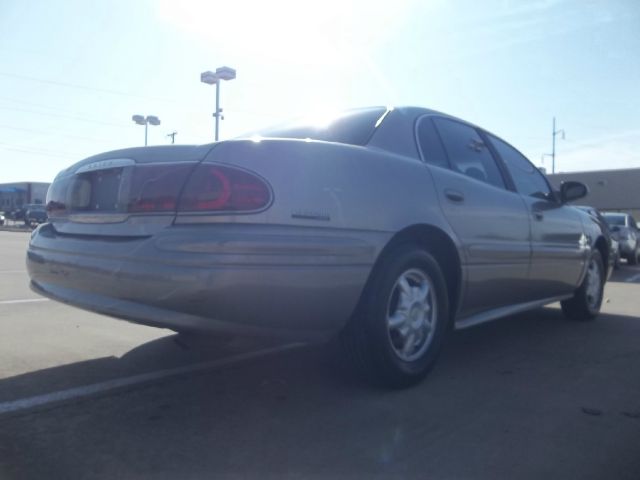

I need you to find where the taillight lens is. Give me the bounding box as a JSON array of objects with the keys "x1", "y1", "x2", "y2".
[
  {"x1": 46, "y1": 176, "x2": 71, "y2": 217},
  {"x1": 127, "y1": 164, "x2": 194, "y2": 213},
  {"x1": 178, "y1": 164, "x2": 271, "y2": 212},
  {"x1": 46, "y1": 164, "x2": 196, "y2": 216},
  {"x1": 45, "y1": 162, "x2": 271, "y2": 217}
]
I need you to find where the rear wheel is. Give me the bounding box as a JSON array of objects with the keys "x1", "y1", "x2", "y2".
[
  {"x1": 561, "y1": 250, "x2": 604, "y2": 321},
  {"x1": 341, "y1": 244, "x2": 449, "y2": 388}
]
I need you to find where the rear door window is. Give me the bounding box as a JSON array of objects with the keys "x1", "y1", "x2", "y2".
[
  {"x1": 487, "y1": 134, "x2": 552, "y2": 200},
  {"x1": 433, "y1": 118, "x2": 506, "y2": 189},
  {"x1": 416, "y1": 117, "x2": 449, "y2": 169},
  {"x1": 254, "y1": 108, "x2": 388, "y2": 146}
]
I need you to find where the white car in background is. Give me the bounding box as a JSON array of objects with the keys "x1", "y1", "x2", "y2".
[{"x1": 602, "y1": 212, "x2": 640, "y2": 265}]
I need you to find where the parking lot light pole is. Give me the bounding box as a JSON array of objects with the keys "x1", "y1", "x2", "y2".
[
  {"x1": 550, "y1": 117, "x2": 565, "y2": 174},
  {"x1": 132, "y1": 115, "x2": 161, "y2": 146},
  {"x1": 200, "y1": 66, "x2": 236, "y2": 141}
]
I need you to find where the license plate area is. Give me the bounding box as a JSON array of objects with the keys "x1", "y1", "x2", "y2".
[{"x1": 70, "y1": 167, "x2": 128, "y2": 213}]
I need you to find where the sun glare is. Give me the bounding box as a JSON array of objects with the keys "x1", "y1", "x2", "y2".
[
  {"x1": 300, "y1": 109, "x2": 347, "y2": 129},
  {"x1": 156, "y1": 0, "x2": 419, "y2": 124},
  {"x1": 158, "y1": 0, "x2": 359, "y2": 68}
]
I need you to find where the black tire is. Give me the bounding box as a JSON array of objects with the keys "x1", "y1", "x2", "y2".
[
  {"x1": 628, "y1": 245, "x2": 639, "y2": 266},
  {"x1": 341, "y1": 244, "x2": 450, "y2": 389},
  {"x1": 561, "y1": 250, "x2": 605, "y2": 321}
]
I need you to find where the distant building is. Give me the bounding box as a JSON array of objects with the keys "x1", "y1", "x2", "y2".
[
  {"x1": 547, "y1": 168, "x2": 640, "y2": 218},
  {"x1": 0, "y1": 182, "x2": 50, "y2": 212}
]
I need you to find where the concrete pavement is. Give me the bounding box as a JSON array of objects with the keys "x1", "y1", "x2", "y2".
[{"x1": 1, "y1": 231, "x2": 639, "y2": 479}]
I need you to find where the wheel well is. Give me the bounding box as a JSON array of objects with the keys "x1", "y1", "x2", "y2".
[{"x1": 374, "y1": 224, "x2": 462, "y2": 321}]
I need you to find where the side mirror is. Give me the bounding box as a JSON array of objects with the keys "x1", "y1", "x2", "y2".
[{"x1": 560, "y1": 181, "x2": 588, "y2": 204}]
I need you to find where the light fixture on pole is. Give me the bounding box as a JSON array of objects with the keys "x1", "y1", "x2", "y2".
[
  {"x1": 200, "y1": 66, "x2": 236, "y2": 141},
  {"x1": 132, "y1": 115, "x2": 161, "y2": 146}
]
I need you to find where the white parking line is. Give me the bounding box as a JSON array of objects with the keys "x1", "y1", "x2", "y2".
[
  {"x1": 0, "y1": 298, "x2": 49, "y2": 305},
  {"x1": 625, "y1": 273, "x2": 640, "y2": 283},
  {"x1": 0, "y1": 343, "x2": 304, "y2": 415},
  {"x1": 0, "y1": 270, "x2": 27, "y2": 274}
]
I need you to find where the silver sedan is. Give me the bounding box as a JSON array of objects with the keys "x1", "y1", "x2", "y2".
[{"x1": 27, "y1": 107, "x2": 609, "y2": 387}]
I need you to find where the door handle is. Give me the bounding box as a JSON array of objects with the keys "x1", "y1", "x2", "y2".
[
  {"x1": 444, "y1": 189, "x2": 465, "y2": 203},
  {"x1": 533, "y1": 211, "x2": 544, "y2": 221}
]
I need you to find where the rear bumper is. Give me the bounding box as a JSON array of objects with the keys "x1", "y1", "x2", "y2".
[{"x1": 27, "y1": 223, "x2": 387, "y2": 341}]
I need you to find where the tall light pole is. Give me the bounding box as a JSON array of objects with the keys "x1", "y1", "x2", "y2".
[
  {"x1": 132, "y1": 115, "x2": 161, "y2": 146},
  {"x1": 542, "y1": 117, "x2": 565, "y2": 174},
  {"x1": 200, "y1": 66, "x2": 236, "y2": 141}
]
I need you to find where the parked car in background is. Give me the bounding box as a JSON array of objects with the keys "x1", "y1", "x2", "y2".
[
  {"x1": 24, "y1": 204, "x2": 48, "y2": 227},
  {"x1": 5, "y1": 208, "x2": 24, "y2": 222},
  {"x1": 0, "y1": 213, "x2": 4, "y2": 226},
  {"x1": 602, "y1": 212, "x2": 639, "y2": 265},
  {"x1": 576, "y1": 206, "x2": 620, "y2": 270},
  {"x1": 7, "y1": 204, "x2": 45, "y2": 224},
  {"x1": 27, "y1": 106, "x2": 610, "y2": 388}
]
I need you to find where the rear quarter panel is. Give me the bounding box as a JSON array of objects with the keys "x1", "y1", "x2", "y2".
[
  {"x1": 168, "y1": 139, "x2": 461, "y2": 335},
  {"x1": 176, "y1": 139, "x2": 456, "y2": 242}
]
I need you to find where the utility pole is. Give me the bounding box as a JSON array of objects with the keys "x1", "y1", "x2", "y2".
[
  {"x1": 167, "y1": 131, "x2": 177, "y2": 144},
  {"x1": 549, "y1": 117, "x2": 565, "y2": 174}
]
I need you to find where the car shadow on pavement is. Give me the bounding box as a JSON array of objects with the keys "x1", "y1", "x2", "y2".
[
  {"x1": 1, "y1": 307, "x2": 640, "y2": 480},
  {"x1": 0, "y1": 333, "x2": 285, "y2": 404}
]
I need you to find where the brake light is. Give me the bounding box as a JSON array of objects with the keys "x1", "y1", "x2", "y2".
[
  {"x1": 178, "y1": 164, "x2": 271, "y2": 212},
  {"x1": 127, "y1": 164, "x2": 195, "y2": 213},
  {"x1": 46, "y1": 176, "x2": 72, "y2": 217},
  {"x1": 46, "y1": 164, "x2": 197, "y2": 216}
]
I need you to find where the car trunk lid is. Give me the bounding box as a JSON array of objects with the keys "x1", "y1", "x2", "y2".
[{"x1": 46, "y1": 145, "x2": 215, "y2": 237}]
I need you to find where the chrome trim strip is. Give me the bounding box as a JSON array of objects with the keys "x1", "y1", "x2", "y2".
[
  {"x1": 454, "y1": 295, "x2": 573, "y2": 330},
  {"x1": 75, "y1": 158, "x2": 135, "y2": 173},
  {"x1": 68, "y1": 214, "x2": 130, "y2": 224}
]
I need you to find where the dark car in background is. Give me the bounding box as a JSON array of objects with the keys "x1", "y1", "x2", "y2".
[
  {"x1": 24, "y1": 204, "x2": 48, "y2": 227},
  {"x1": 602, "y1": 212, "x2": 639, "y2": 265},
  {"x1": 6, "y1": 204, "x2": 46, "y2": 224},
  {"x1": 5, "y1": 208, "x2": 24, "y2": 222},
  {"x1": 576, "y1": 206, "x2": 620, "y2": 270}
]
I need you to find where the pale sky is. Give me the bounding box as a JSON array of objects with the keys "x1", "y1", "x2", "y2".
[{"x1": 0, "y1": 0, "x2": 638, "y2": 183}]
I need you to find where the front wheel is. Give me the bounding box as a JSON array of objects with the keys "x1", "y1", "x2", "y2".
[
  {"x1": 561, "y1": 250, "x2": 605, "y2": 321},
  {"x1": 341, "y1": 244, "x2": 450, "y2": 388}
]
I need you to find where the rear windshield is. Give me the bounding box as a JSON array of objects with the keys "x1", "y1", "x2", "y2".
[
  {"x1": 250, "y1": 107, "x2": 388, "y2": 146},
  {"x1": 602, "y1": 214, "x2": 626, "y2": 226}
]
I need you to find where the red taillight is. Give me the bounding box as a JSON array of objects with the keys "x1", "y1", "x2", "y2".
[
  {"x1": 178, "y1": 164, "x2": 271, "y2": 212},
  {"x1": 127, "y1": 164, "x2": 195, "y2": 213},
  {"x1": 46, "y1": 175, "x2": 73, "y2": 217}
]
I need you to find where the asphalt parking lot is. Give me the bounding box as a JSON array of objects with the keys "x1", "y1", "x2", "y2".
[{"x1": 0, "y1": 230, "x2": 639, "y2": 479}]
